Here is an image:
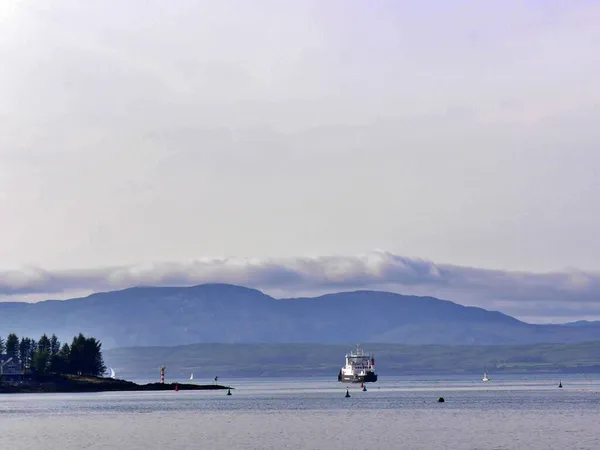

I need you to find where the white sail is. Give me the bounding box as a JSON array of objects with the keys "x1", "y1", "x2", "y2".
[
  {"x1": 190, "y1": 373, "x2": 194, "y2": 380},
  {"x1": 109, "y1": 367, "x2": 116, "y2": 379}
]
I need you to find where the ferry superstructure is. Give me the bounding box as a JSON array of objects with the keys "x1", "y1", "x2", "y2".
[{"x1": 337, "y1": 344, "x2": 378, "y2": 383}]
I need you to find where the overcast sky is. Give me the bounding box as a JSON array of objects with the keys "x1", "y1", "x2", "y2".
[{"x1": 1, "y1": 0, "x2": 599, "y2": 322}]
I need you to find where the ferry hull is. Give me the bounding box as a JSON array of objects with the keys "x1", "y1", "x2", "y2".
[{"x1": 338, "y1": 371, "x2": 378, "y2": 383}]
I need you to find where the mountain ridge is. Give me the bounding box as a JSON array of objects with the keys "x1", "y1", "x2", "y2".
[{"x1": 1, "y1": 283, "x2": 599, "y2": 348}]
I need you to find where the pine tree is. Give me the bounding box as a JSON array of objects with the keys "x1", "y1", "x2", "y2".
[
  {"x1": 19, "y1": 338, "x2": 32, "y2": 370},
  {"x1": 50, "y1": 334, "x2": 60, "y2": 356},
  {"x1": 32, "y1": 350, "x2": 50, "y2": 375},
  {"x1": 59, "y1": 343, "x2": 71, "y2": 360},
  {"x1": 69, "y1": 334, "x2": 86, "y2": 375},
  {"x1": 38, "y1": 334, "x2": 51, "y2": 354},
  {"x1": 83, "y1": 337, "x2": 106, "y2": 376},
  {"x1": 50, "y1": 343, "x2": 72, "y2": 374},
  {"x1": 27, "y1": 339, "x2": 38, "y2": 368},
  {"x1": 6, "y1": 333, "x2": 19, "y2": 360}
]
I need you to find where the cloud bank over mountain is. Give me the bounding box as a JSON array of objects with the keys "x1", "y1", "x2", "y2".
[{"x1": 2, "y1": 251, "x2": 599, "y2": 323}]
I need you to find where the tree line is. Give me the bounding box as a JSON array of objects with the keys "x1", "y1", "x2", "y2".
[{"x1": 0, "y1": 333, "x2": 106, "y2": 377}]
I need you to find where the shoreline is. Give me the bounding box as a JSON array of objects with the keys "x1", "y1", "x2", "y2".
[{"x1": 0, "y1": 375, "x2": 233, "y2": 394}]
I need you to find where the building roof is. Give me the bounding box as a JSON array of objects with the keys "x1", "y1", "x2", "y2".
[{"x1": 0, "y1": 355, "x2": 23, "y2": 375}]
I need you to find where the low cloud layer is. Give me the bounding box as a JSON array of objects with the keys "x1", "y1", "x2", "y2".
[{"x1": 2, "y1": 251, "x2": 599, "y2": 323}]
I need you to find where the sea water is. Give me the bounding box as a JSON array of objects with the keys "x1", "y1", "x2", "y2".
[{"x1": 1, "y1": 375, "x2": 599, "y2": 449}]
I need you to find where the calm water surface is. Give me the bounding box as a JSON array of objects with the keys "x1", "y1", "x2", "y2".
[{"x1": 1, "y1": 375, "x2": 599, "y2": 449}]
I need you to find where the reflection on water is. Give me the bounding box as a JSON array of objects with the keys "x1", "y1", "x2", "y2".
[{"x1": 1, "y1": 375, "x2": 599, "y2": 449}]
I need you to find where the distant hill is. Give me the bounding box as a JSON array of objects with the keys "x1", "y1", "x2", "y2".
[
  {"x1": 102, "y1": 342, "x2": 600, "y2": 380},
  {"x1": 2, "y1": 283, "x2": 600, "y2": 348},
  {"x1": 563, "y1": 320, "x2": 600, "y2": 327}
]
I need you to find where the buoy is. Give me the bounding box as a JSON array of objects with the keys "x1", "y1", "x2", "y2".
[
  {"x1": 227, "y1": 388, "x2": 232, "y2": 395},
  {"x1": 345, "y1": 389, "x2": 351, "y2": 398},
  {"x1": 438, "y1": 397, "x2": 445, "y2": 403},
  {"x1": 175, "y1": 384, "x2": 179, "y2": 392},
  {"x1": 559, "y1": 381, "x2": 563, "y2": 388}
]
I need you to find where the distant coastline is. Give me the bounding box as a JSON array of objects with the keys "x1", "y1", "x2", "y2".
[
  {"x1": 103, "y1": 341, "x2": 600, "y2": 379},
  {"x1": 0, "y1": 374, "x2": 232, "y2": 394}
]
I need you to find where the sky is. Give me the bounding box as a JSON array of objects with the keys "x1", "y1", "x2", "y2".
[{"x1": 1, "y1": 0, "x2": 599, "y2": 322}]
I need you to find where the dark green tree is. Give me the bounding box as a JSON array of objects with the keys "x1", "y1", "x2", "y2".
[
  {"x1": 69, "y1": 334, "x2": 86, "y2": 375},
  {"x1": 19, "y1": 338, "x2": 33, "y2": 370},
  {"x1": 32, "y1": 350, "x2": 50, "y2": 374},
  {"x1": 68, "y1": 334, "x2": 105, "y2": 376},
  {"x1": 59, "y1": 343, "x2": 71, "y2": 360},
  {"x1": 38, "y1": 334, "x2": 51, "y2": 354},
  {"x1": 50, "y1": 334, "x2": 60, "y2": 356},
  {"x1": 6, "y1": 333, "x2": 19, "y2": 360},
  {"x1": 31, "y1": 334, "x2": 52, "y2": 374},
  {"x1": 27, "y1": 339, "x2": 38, "y2": 369},
  {"x1": 83, "y1": 337, "x2": 106, "y2": 376},
  {"x1": 49, "y1": 343, "x2": 71, "y2": 374}
]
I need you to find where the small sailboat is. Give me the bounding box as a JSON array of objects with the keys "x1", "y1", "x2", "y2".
[
  {"x1": 482, "y1": 369, "x2": 490, "y2": 382},
  {"x1": 189, "y1": 373, "x2": 194, "y2": 380},
  {"x1": 559, "y1": 381, "x2": 563, "y2": 388},
  {"x1": 175, "y1": 384, "x2": 179, "y2": 392},
  {"x1": 227, "y1": 388, "x2": 232, "y2": 396},
  {"x1": 108, "y1": 367, "x2": 116, "y2": 379},
  {"x1": 345, "y1": 388, "x2": 351, "y2": 398}
]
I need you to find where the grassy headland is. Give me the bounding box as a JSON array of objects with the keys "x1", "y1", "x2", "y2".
[{"x1": 0, "y1": 374, "x2": 232, "y2": 394}]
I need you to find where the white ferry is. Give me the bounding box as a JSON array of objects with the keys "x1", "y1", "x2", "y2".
[{"x1": 337, "y1": 344, "x2": 378, "y2": 383}]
